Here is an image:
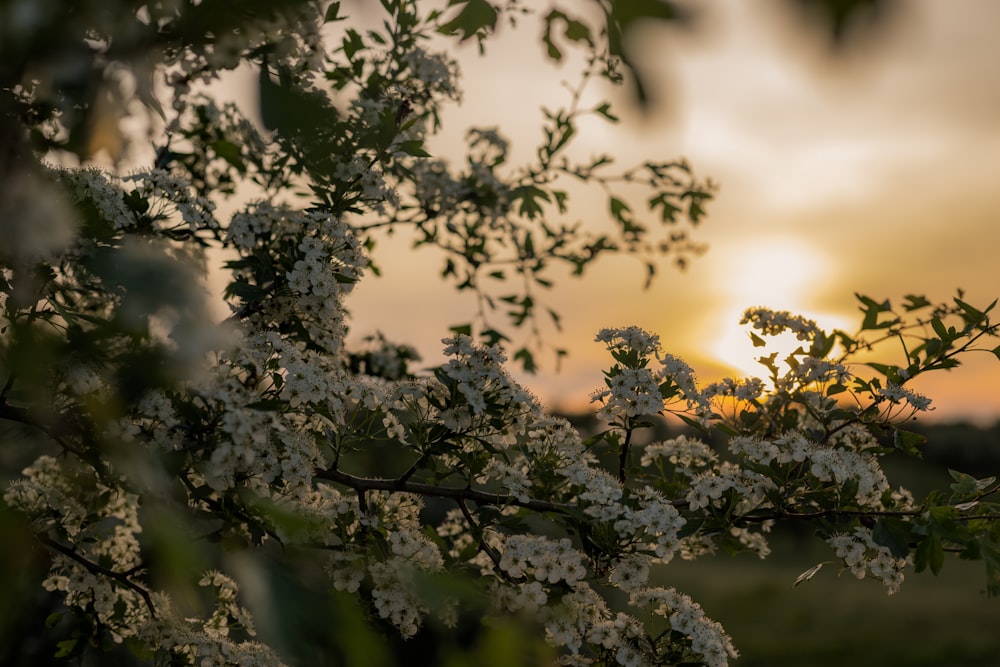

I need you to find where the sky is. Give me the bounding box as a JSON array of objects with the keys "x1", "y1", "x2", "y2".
[{"x1": 344, "y1": 0, "x2": 1000, "y2": 422}]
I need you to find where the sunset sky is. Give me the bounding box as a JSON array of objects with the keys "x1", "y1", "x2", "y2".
[{"x1": 344, "y1": 0, "x2": 1000, "y2": 422}]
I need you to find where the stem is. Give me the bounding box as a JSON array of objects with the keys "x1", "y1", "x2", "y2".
[
  {"x1": 38, "y1": 533, "x2": 157, "y2": 618},
  {"x1": 0, "y1": 372, "x2": 14, "y2": 401},
  {"x1": 618, "y1": 427, "x2": 633, "y2": 484},
  {"x1": 742, "y1": 506, "x2": 1000, "y2": 524},
  {"x1": 0, "y1": 400, "x2": 86, "y2": 458},
  {"x1": 744, "y1": 507, "x2": 920, "y2": 523},
  {"x1": 395, "y1": 453, "x2": 428, "y2": 485},
  {"x1": 317, "y1": 466, "x2": 570, "y2": 515},
  {"x1": 456, "y1": 499, "x2": 520, "y2": 583}
]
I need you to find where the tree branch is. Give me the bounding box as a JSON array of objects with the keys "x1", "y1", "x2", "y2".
[
  {"x1": 316, "y1": 466, "x2": 571, "y2": 515},
  {"x1": 743, "y1": 506, "x2": 1000, "y2": 524},
  {"x1": 37, "y1": 533, "x2": 157, "y2": 618},
  {"x1": 0, "y1": 399, "x2": 86, "y2": 458}
]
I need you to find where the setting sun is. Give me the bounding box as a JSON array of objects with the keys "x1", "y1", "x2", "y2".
[{"x1": 708, "y1": 237, "x2": 851, "y2": 381}]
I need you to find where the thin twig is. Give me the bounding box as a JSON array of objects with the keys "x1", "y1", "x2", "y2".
[
  {"x1": 0, "y1": 400, "x2": 86, "y2": 458},
  {"x1": 456, "y1": 498, "x2": 522, "y2": 583},
  {"x1": 38, "y1": 533, "x2": 157, "y2": 618},
  {"x1": 395, "y1": 453, "x2": 428, "y2": 485},
  {"x1": 618, "y1": 427, "x2": 633, "y2": 484}
]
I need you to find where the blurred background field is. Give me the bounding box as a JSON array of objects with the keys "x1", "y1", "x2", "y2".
[
  {"x1": 661, "y1": 530, "x2": 999, "y2": 667},
  {"x1": 647, "y1": 419, "x2": 1000, "y2": 667}
]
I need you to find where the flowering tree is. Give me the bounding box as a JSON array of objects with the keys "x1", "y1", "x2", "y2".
[{"x1": 2, "y1": 1, "x2": 999, "y2": 665}]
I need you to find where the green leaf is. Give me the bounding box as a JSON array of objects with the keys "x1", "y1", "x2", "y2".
[
  {"x1": 929, "y1": 316, "x2": 952, "y2": 341},
  {"x1": 648, "y1": 192, "x2": 680, "y2": 223},
  {"x1": 512, "y1": 184, "x2": 549, "y2": 219},
  {"x1": 872, "y1": 518, "x2": 912, "y2": 559},
  {"x1": 563, "y1": 16, "x2": 592, "y2": 43},
  {"x1": 609, "y1": 196, "x2": 631, "y2": 223},
  {"x1": 480, "y1": 328, "x2": 509, "y2": 346},
  {"x1": 855, "y1": 293, "x2": 895, "y2": 330},
  {"x1": 840, "y1": 477, "x2": 859, "y2": 503},
  {"x1": 866, "y1": 361, "x2": 899, "y2": 379},
  {"x1": 438, "y1": 0, "x2": 497, "y2": 41},
  {"x1": 929, "y1": 535, "x2": 945, "y2": 575},
  {"x1": 981, "y1": 542, "x2": 1000, "y2": 597},
  {"x1": 449, "y1": 323, "x2": 472, "y2": 337},
  {"x1": 948, "y1": 470, "x2": 995, "y2": 498},
  {"x1": 684, "y1": 189, "x2": 711, "y2": 223},
  {"x1": 902, "y1": 294, "x2": 931, "y2": 311},
  {"x1": 954, "y1": 298, "x2": 985, "y2": 325},
  {"x1": 513, "y1": 347, "x2": 537, "y2": 373},
  {"x1": 209, "y1": 139, "x2": 246, "y2": 173},
  {"x1": 54, "y1": 639, "x2": 78, "y2": 658},
  {"x1": 914, "y1": 534, "x2": 943, "y2": 575},
  {"x1": 608, "y1": 0, "x2": 685, "y2": 26},
  {"x1": 757, "y1": 352, "x2": 779, "y2": 375},
  {"x1": 342, "y1": 28, "x2": 365, "y2": 60},
  {"x1": 553, "y1": 189, "x2": 568, "y2": 213},
  {"x1": 396, "y1": 139, "x2": 431, "y2": 157},
  {"x1": 523, "y1": 231, "x2": 535, "y2": 258},
  {"x1": 247, "y1": 399, "x2": 287, "y2": 412},
  {"x1": 893, "y1": 429, "x2": 926, "y2": 458},
  {"x1": 542, "y1": 9, "x2": 593, "y2": 62},
  {"x1": 225, "y1": 278, "x2": 268, "y2": 302},
  {"x1": 595, "y1": 102, "x2": 619, "y2": 122},
  {"x1": 547, "y1": 307, "x2": 562, "y2": 331},
  {"x1": 258, "y1": 64, "x2": 339, "y2": 144},
  {"x1": 603, "y1": 0, "x2": 688, "y2": 105},
  {"x1": 676, "y1": 413, "x2": 706, "y2": 432},
  {"x1": 324, "y1": 1, "x2": 343, "y2": 22}
]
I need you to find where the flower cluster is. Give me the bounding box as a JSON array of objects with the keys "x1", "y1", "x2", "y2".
[
  {"x1": 631, "y1": 587, "x2": 739, "y2": 667},
  {"x1": 146, "y1": 573, "x2": 287, "y2": 667},
  {"x1": 878, "y1": 382, "x2": 933, "y2": 412},
  {"x1": 402, "y1": 45, "x2": 462, "y2": 103},
  {"x1": 53, "y1": 167, "x2": 136, "y2": 228},
  {"x1": 729, "y1": 431, "x2": 890, "y2": 507},
  {"x1": 440, "y1": 334, "x2": 534, "y2": 419},
  {"x1": 658, "y1": 353, "x2": 714, "y2": 418},
  {"x1": 162, "y1": 2, "x2": 324, "y2": 111},
  {"x1": 369, "y1": 522, "x2": 447, "y2": 637},
  {"x1": 226, "y1": 201, "x2": 366, "y2": 354},
  {"x1": 5, "y1": 457, "x2": 146, "y2": 642},
  {"x1": 592, "y1": 327, "x2": 712, "y2": 424},
  {"x1": 499, "y1": 535, "x2": 588, "y2": 585},
  {"x1": 741, "y1": 307, "x2": 825, "y2": 342},
  {"x1": 596, "y1": 326, "x2": 662, "y2": 358},
  {"x1": 124, "y1": 168, "x2": 219, "y2": 231},
  {"x1": 353, "y1": 332, "x2": 421, "y2": 380},
  {"x1": 593, "y1": 366, "x2": 664, "y2": 420},
  {"x1": 331, "y1": 154, "x2": 401, "y2": 214},
  {"x1": 827, "y1": 527, "x2": 909, "y2": 594},
  {"x1": 642, "y1": 435, "x2": 718, "y2": 475}
]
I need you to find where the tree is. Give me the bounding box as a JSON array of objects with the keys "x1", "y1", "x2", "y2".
[{"x1": 1, "y1": 1, "x2": 998, "y2": 665}]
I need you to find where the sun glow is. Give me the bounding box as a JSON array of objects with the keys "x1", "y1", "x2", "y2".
[{"x1": 709, "y1": 237, "x2": 850, "y2": 381}]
